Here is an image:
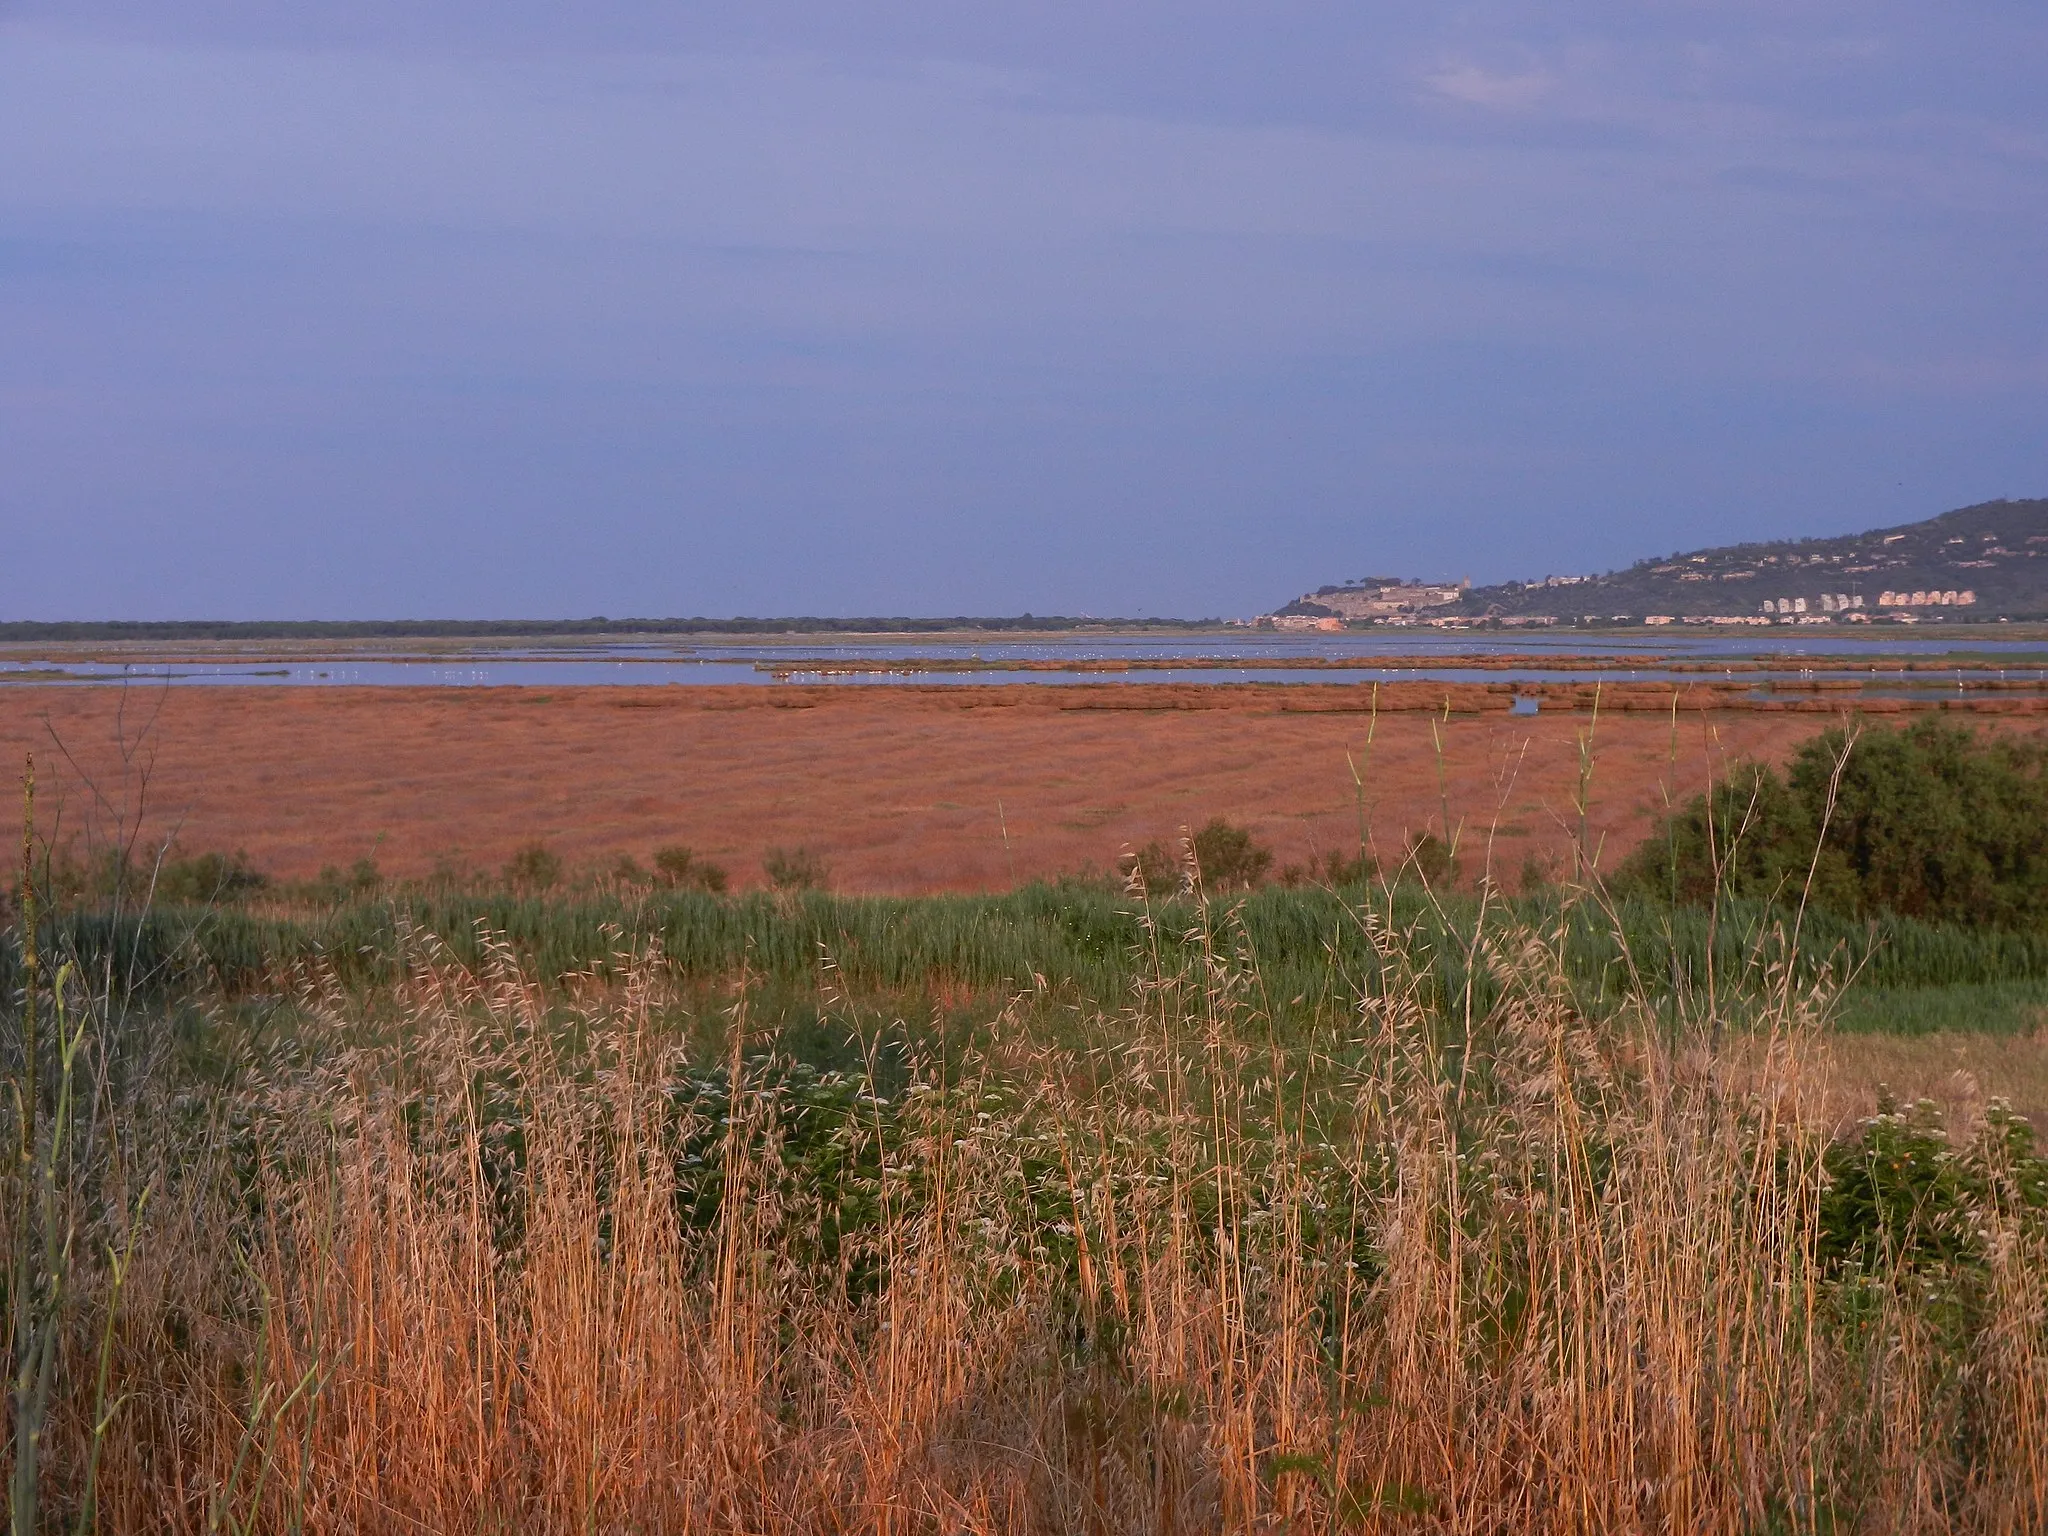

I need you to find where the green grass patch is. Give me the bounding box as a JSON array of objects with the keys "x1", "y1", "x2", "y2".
[
  {"x1": 13, "y1": 880, "x2": 2048, "y2": 1038},
  {"x1": 1833, "y1": 979, "x2": 2048, "y2": 1036}
]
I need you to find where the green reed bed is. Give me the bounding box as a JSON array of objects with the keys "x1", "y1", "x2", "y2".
[{"x1": 7, "y1": 882, "x2": 2047, "y2": 1042}]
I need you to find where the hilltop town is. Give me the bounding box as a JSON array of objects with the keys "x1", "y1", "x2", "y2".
[{"x1": 1263, "y1": 497, "x2": 2048, "y2": 627}]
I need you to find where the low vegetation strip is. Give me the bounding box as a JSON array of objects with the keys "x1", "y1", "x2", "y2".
[{"x1": 9, "y1": 885, "x2": 2048, "y2": 1033}]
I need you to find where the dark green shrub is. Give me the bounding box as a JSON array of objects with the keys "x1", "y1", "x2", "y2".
[
  {"x1": 1616, "y1": 718, "x2": 2048, "y2": 928},
  {"x1": 154, "y1": 850, "x2": 269, "y2": 905},
  {"x1": 1120, "y1": 821, "x2": 1273, "y2": 895},
  {"x1": 1816, "y1": 1095, "x2": 2048, "y2": 1360},
  {"x1": 1119, "y1": 839, "x2": 1182, "y2": 897},
  {"x1": 1819, "y1": 1098, "x2": 1996, "y2": 1275},
  {"x1": 1276, "y1": 850, "x2": 1374, "y2": 888},
  {"x1": 1189, "y1": 818, "x2": 1274, "y2": 893},
  {"x1": 1615, "y1": 760, "x2": 1818, "y2": 909},
  {"x1": 302, "y1": 857, "x2": 382, "y2": 905},
  {"x1": 504, "y1": 842, "x2": 562, "y2": 892},
  {"x1": 1319, "y1": 847, "x2": 1377, "y2": 887},
  {"x1": 1402, "y1": 832, "x2": 1460, "y2": 888},
  {"x1": 33, "y1": 842, "x2": 275, "y2": 908},
  {"x1": 763, "y1": 846, "x2": 828, "y2": 892},
  {"x1": 654, "y1": 845, "x2": 730, "y2": 894}
]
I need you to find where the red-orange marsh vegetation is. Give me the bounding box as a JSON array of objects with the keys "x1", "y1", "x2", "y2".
[{"x1": 4, "y1": 682, "x2": 2042, "y2": 894}]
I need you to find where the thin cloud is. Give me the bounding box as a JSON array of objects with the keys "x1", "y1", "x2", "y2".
[{"x1": 1423, "y1": 62, "x2": 1556, "y2": 112}]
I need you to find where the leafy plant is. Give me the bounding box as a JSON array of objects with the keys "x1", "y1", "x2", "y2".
[
  {"x1": 304, "y1": 857, "x2": 381, "y2": 905},
  {"x1": 1818, "y1": 1094, "x2": 2048, "y2": 1276},
  {"x1": 154, "y1": 849, "x2": 269, "y2": 905},
  {"x1": 1123, "y1": 821, "x2": 1273, "y2": 896},
  {"x1": 762, "y1": 845, "x2": 828, "y2": 892},
  {"x1": 653, "y1": 844, "x2": 730, "y2": 894},
  {"x1": 1189, "y1": 818, "x2": 1274, "y2": 892},
  {"x1": 1403, "y1": 830, "x2": 1459, "y2": 888},
  {"x1": 1318, "y1": 846, "x2": 1377, "y2": 887},
  {"x1": 1119, "y1": 839, "x2": 1182, "y2": 898},
  {"x1": 504, "y1": 841, "x2": 562, "y2": 892},
  {"x1": 1616, "y1": 718, "x2": 2048, "y2": 928}
]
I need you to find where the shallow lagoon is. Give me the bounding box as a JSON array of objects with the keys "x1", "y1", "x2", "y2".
[{"x1": 5, "y1": 629, "x2": 2048, "y2": 688}]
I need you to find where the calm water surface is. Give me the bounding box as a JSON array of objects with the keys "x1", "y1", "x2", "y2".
[{"x1": 5, "y1": 633, "x2": 2048, "y2": 688}]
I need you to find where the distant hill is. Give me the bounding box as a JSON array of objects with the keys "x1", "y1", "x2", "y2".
[
  {"x1": 1273, "y1": 578, "x2": 1466, "y2": 620},
  {"x1": 1453, "y1": 498, "x2": 2048, "y2": 624}
]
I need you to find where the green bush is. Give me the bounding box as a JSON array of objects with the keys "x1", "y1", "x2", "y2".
[
  {"x1": 1120, "y1": 820, "x2": 1273, "y2": 896},
  {"x1": 153, "y1": 849, "x2": 269, "y2": 905},
  {"x1": 1403, "y1": 832, "x2": 1460, "y2": 888},
  {"x1": 1189, "y1": 818, "x2": 1274, "y2": 892},
  {"x1": 653, "y1": 845, "x2": 730, "y2": 894},
  {"x1": 300, "y1": 857, "x2": 381, "y2": 905},
  {"x1": 504, "y1": 842, "x2": 562, "y2": 892},
  {"x1": 763, "y1": 846, "x2": 829, "y2": 892},
  {"x1": 30, "y1": 843, "x2": 272, "y2": 909},
  {"x1": 1616, "y1": 718, "x2": 2048, "y2": 928},
  {"x1": 1319, "y1": 847, "x2": 1378, "y2": 887},
  {"x1": 1119, "y1": 839, "x2": 1182, "y2": 897},
  {"x1": 1277, "y1": 847, "x2": 1375, "y2": 889}
]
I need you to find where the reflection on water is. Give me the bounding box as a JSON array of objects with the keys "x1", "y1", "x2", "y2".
[{"x1": 3, "y1": 632, "x2": 2048, "y2": 689}]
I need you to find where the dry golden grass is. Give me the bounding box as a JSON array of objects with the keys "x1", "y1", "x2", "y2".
[
  {"x1": 11, "y1": 908, "x2": 2048, "y2": 1534},
  {"x1": 1803, "y1": 1024, "x2": 2048, "y2": 1137}
]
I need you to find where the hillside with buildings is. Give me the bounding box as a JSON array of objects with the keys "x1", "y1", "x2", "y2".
[
  {"x1": 1271, "y1": 576, "x2": 1467, "y2": 622},
  {"x1": 1265, "y1": 498, "x2": 2048, "y2": 627}
]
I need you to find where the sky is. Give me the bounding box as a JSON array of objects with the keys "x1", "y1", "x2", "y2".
[{"x1": 3, "y1": 2, "x2": 2045, "y2": 620}]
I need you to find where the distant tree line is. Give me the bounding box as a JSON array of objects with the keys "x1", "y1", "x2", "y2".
[{"x1": 0, "y1": 615, "x2": 1220, "y2": 641}]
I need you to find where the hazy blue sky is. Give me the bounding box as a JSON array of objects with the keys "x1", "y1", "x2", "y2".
[{"x1": 4, "y1": 2, "x2": 2045, "y2": 618}]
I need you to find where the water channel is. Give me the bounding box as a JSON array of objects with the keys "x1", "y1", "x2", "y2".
[{"x1": 5, "y1": 631, "x2": 2048, "y2": 689}]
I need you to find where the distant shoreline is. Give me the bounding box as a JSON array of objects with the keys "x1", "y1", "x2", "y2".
[
  {"x1": 3, "y1": 615, "x2": 2043, "y2": 645},
  {"x1": 0, "y1": 616, "x2": 1224, "y2": 642}
]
